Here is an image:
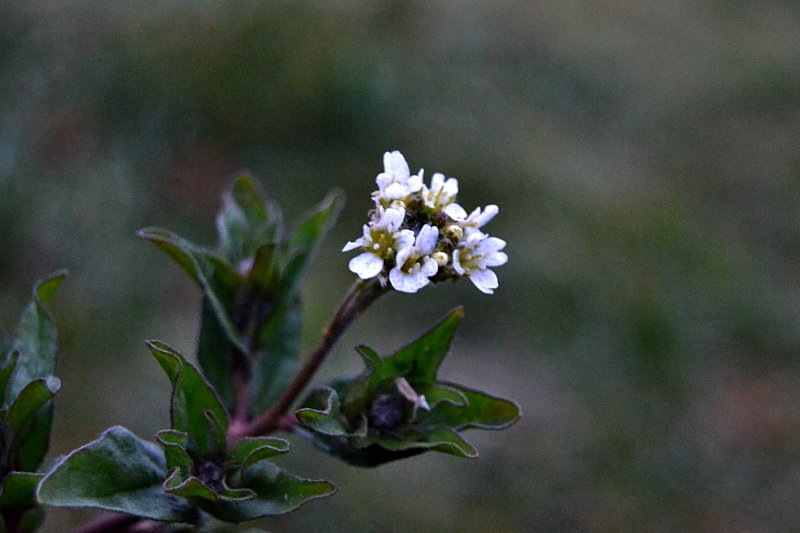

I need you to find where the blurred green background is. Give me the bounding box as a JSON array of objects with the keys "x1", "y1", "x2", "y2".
[{"x1": 2, "y1": 1, "x2": 800, "y2": 531}]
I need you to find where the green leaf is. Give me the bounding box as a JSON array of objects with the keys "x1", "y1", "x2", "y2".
[
  {"x1": 295, "y1": 387, "x2": 350, "y2": 437},
  {"x1": 248, "y1": 244, "x2": 278, "y2": 292},
  {"x1": 164, "y1": 470, "x2": 220, "y2": 502},
  {"x1": 201, "y1": 461, "x2": 335, "y2": 523},
  {"x1": 279, "y1": 190, "x2": 343, "y2": 294},
  {"x1": 380, "y1": 426, "x2": 478, "y2": 459},
  {"x1": 155, "y1": 430, "x2": 194, "y2": 475},
  {"x1": 229, "y1": 437, "x2": 290, "y2": 468},
  {"x1": 196, "y1": 299, "x2": 236, "y2": 411},
  {"x1": 147, "y1": 341, "x2": 229, "y2": 457},
  {"x1": 8, "y1": 271, "x2": 66, "y2": 402},
  {"x1": 138, "y1": 229, "x2": 246, "y2": 355},
  {"x1": 383, "y1": 307, "x2": 463, "y2": 384},
  {"x1": 216, "y1": 174, "x2": 283, "y2": 264},
  {"x1": 423, "y1": 383, "x2": 521, "y2": 431},
  {"x1": 249, "y1": 299, "x2": 301, "y2": 414},
  {"x1": 37, "y1": 426, "x2": 199, "y2": 523},
  {"x1": 417, "y1": 383, "x2": 468, "y2": 409},
  {"x1": 5, "y1": 376, "x2": 60, "y2": 471},
  {"x1": 0, "y1": 472, "x2": 43, "y2": 509}
]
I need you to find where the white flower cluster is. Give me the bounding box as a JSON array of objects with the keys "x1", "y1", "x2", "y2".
[{"x1": 343, "y1": 151, "x2": 508, "y2": 294}]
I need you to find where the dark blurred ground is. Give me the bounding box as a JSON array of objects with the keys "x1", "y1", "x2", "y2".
[{"x1": 2, "y1": 2, "x2": 800, "y2": 531}]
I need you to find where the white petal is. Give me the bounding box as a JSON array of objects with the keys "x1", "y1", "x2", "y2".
[
  {"x1": 412, "y1": 270, "x2": 432, "y2": 290},
  {"x1": 443, "y1": 203, "x2": 467, "y2": 221},
  {"x1": 349, "y1": 252, "x2": 384, "y2": 279},
  {"x1": 470, "y1": 268, "x2": 499, "y2": 294},
  {"x1": 407, "y1": 174, "x2": 423, "y2": 193},
  {"x1": 416, "y1": 224, "x2": 439, "y2": 254},
  {"x1": 452, "y1": 249, "x2": 465, "y2": 275},
  {"x1": 418, "y1": 394, "x2": 430, "y2": 411},
  {"x1": 342, "y1": 238, "x2": 364, "y2": 252},
  {"x1": 384, "y1": 151, "x2": 410, "y2": 179},
  {"x1": 376, "y1": 172, "x2": 392, "y2": 190},
  {"x1": 395, "y1": 246, "x2": 412, "y2": 267},
  {"x1": 480, "y1": 236, "x2": 507, "y2": 253},
  {"x1": 381, "y1": 207, "x2": 406, "y2": 232},
  {"x1": 430, "y1": 172, "x2": 445, "y2": 193},
  {"x1": 384, "y1": 182, "x2": 407, "y2": 200},
  {"x1": 394, "y1": 229, "x2": 416, "y2": 252},
  {"x1": 389, "y1": 268, "x2": 422, "y2": 293},
  {"x1": 474, "y1": 205, "x2": 499, "y2": 227},
  {"x1": 420, "y1": 256, "x2": 438, "y2": 277},
  {"x1": 483, "y1": 251, "x2": 508, "y2": 267},
  {"x1": 443, "y1": 177, "x2": 458, "y2": 197}
]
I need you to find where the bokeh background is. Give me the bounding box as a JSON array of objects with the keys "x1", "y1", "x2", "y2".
[{"x1": 2, "y1": 2, "x2": 800, "y2": 531}]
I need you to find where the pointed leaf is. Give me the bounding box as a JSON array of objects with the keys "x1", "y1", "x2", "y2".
[
  {"x1": 8, "y1": 271, "x2": 66, "y2": 401},
  {"x1": 424, "y1": 383, "x2": 521, "y2": 431},
  {"x1": 148, "y1": 341, "x2": 229, "y2": 456},
  {"x1": 279, "y1": 190, "x2": 343, "y2": 293},
  {"x1": 202, "y1": 461, "x2": 335, "y2": 523},
  {"x1": 138, "y1": 230, "x2": 246, "y2": 354},
  {"x1": 37, "y1": 426, "x2": 199, "y2": 523},
  {"x1": 417, "y1": 383, "x2": 468, "y2": 409},
  {"x1": 6, "y1": 376, "x2": 59, "y2": 470},
  {"x1": 216, "y1": 174, "x2": 283, "y2": 263},
  {"x1": 384, "y1": 307, "x2": 463, "y2": 384},
  {"x1": 379, "y1": 425, "x2": 478, "y2": 459}
]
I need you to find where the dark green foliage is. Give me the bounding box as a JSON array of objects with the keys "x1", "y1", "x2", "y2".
[
  {"x1": 39, "y1": 343, "x2": 335, "y2": 525},
  {"x1": 139, "y1": 174, "x2": 342, "y2": 417},
  {"x1": 296, "y1": 308, "x2": 520, "y2": 467},
  {"x1": 37, "y1": 426, "x2": 199, "y2": 523},
  {"x1": 0, "y1": 272, "x2": 65, "y2": 531}
]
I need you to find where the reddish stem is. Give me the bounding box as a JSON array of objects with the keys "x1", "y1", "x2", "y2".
[{"x1": 227, "y1": 279, "x2": 385, "y2": 447}]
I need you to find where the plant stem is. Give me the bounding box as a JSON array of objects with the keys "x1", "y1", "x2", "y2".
[{"x1": 228, "y1": 278, "x2": 386, "y2": 446}]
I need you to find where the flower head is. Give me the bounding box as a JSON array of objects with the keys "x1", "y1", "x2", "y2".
[{"x1": 344, "y1": 151, "x2": 508, "y2": 294}]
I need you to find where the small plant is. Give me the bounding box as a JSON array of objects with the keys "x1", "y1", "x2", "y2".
[{"x1": 6, "y1": 151, "x2": 519, "y2": 531}]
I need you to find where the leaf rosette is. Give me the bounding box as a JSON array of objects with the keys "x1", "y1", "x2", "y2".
[{"x1": 295, "y1": 308, "x2": 521, "y2": 467}]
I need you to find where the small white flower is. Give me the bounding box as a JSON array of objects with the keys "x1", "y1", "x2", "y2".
[
  {"x1": 389, "y1": 224, "x2": 439, "y2": 293},
  {"x1": 422, "y1": 172, "x2": 459, "y2": 211},
  {"x1": 445, "y1": 204, "x2": 499, "y2": 235},
  {"x1": 373, "y1": 151, "x2": 423, "y2": 204},
  {"x1": 342, "y1": 207, "x2": 414, "y2": 280},
  {"x1": 452, "y1": 231, "x2": 508, "y2": 294}
]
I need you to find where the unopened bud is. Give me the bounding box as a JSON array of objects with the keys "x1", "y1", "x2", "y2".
[
  {"x1": 445, "y1": 224, "x2": 463, "y2": 241},
  {"x1": 431, "y1": 251, "x2": 449, "y2": 267}
]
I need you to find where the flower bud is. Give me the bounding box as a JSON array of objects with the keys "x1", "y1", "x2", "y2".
[
  {"x1": 431, "y1": 251, "x2": 449, "y2": 267},
  {"x1": 368, "y1": 394, "x2": 407, "y2": 430},
  {"x1": 445, "y1": 224, "x2": 463, "y2": 241}
]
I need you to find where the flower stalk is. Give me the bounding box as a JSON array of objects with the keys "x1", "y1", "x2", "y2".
[{"x1": 227, "y1": 278, "x2": 386, "y2": 447}]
